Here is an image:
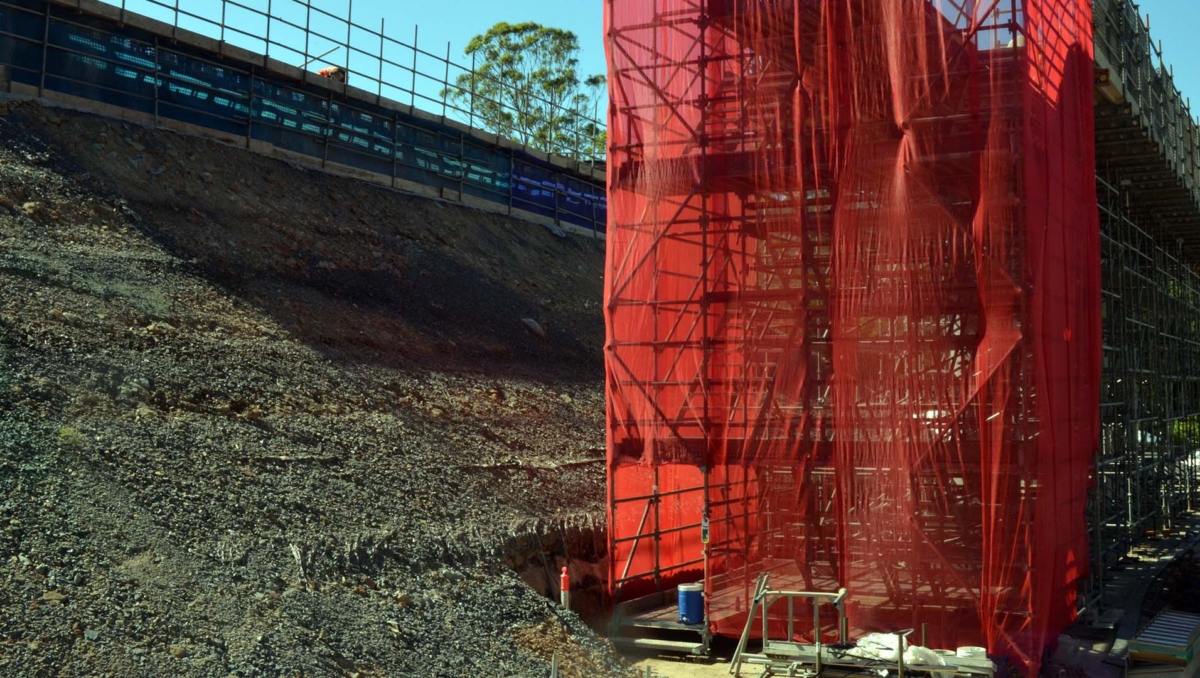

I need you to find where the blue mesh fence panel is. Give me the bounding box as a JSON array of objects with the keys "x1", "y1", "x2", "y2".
[
  {"x1": 395, "y1": 121, "x2": 465, "y2": 189},
  {"x1": 393, "y1": 160, "x2": 435, "y2": 188},
  {"x1": 324, "y1": 103, "x2": 394, "y2": 175},
  {"x1": 330, "y1": 102, "x2": 390, "y2": 142},
  {"x1": 461, "y1": 140, "x2": 510, "y2": 200},
  {"x1": 0, "y1": 1, "x2": 44, "y2": 84},
  {"x1": 559, "y1": 173, "x2": 602, "y2": 230},
  {"x1": 1, "y1": 0, "x2": 41, "y2": 12},
  {"x1": 155, "y1": 48, "x2": 251, "y2": 133},
  {"x1": 327, "y1": 142, "x2": 390, "y2": 176},
  {"x1": 45, "y1": 21, "x2": 157, "y2": 113},
  {"x1": 512, "y1": 159, "x2": 559, "y2": 220},
  {"x1": 157, "y1": 81, "x2": 250, "y2": 134},
  {"x1": 251, "y1": 77, "x2": 329, "y2": 157}
]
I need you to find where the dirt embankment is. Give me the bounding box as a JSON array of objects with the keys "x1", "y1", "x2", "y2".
[{"x1": 0, "y1": 99, "x2": 621, "y2": 677}]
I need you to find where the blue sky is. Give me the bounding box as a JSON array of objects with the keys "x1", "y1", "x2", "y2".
[
  {"x1": 121, "y1": 0, "x2": 1200, "y2": 124},
  {"x1": 1134, "y1": 0, "x2": 1200, "y2": 120},
  {"x1": 354, "y1": 0, "x2": 608, "y2": 78}
]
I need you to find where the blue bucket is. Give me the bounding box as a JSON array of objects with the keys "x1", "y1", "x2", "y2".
[{"x1": 678, "y1": 583, "x2": 704, "y2": 625}]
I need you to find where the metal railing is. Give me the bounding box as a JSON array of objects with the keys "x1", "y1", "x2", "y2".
[
  {"x1": 1094, "y1": 0, "x2": 1200, "y2": 201},
  {"x1": 728, "y1": 574, "x2": 997, "y2": 677},
  {"x1": 729, "y1": 575, "x2": 850, "y2": 676},
  {"x1": 116, "y1": 0, "x2": 607, "y2": 162}
]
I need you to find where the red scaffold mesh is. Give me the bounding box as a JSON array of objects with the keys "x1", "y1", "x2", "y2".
[{"x1": 603, "y1": 0, "x2": 1099, "y2": 674}]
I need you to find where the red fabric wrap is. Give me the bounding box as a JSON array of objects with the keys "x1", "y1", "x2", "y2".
[{"x1": 605, "y1": 1, "x2": 1098, "y2": 674}]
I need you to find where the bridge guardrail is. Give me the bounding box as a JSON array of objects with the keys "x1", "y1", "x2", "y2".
[{"x1": 0, "y1": 0, "x2": 608, "y2": 235}]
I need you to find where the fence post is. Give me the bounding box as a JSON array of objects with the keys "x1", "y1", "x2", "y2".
[
  {"x1": 265, "y1": 0, "x2": 272, "y2": 59},
  {"x1": 592, "y1": 191, "x2": 599, "y2": 237},
  {"x1": 458, "y1": 130, "x2": 465, "y2": 200},
  {"x1": 152, "y1": 35, "x2": 160, "y2": 126},
  {"x1": 410, "y1": 25, "x2": 418, "y2": 107},
  {"x1": 442, "y1": 41, "x2": 450, "y2": 121},
  {"x1": 468, "y1": 51, "x2": 476, "y2": 131},
  {"x1": 391, "y1": 110, "x2": 400, "y2": 189},
  {"x1": 220, "y1": 0, "x2": 226, "y2": 43},
  {"x1": 304, "y1": 0, "x2": 311, "y2": 72},
  {"x1": 378, "y1": 18, "x2": 384, "y2": 100},
  {"x1": 39, "y1": 2, "x2": 49, "y2": 97},
  {"x1": 345, "y1": 0, "x2": 352, "y2": 73},
  {"x1": 247, "y1": 67, "x2": 255, "y2": 150},
  {"x1": 593, "y1": 99, "x2": 601, "y2": 168},
  {"x1": 322, "y1": 88, "x2": 332, "y2": 171},
  {"x1": 514, "y1": 79, "x2": 527, "y2": 152}
]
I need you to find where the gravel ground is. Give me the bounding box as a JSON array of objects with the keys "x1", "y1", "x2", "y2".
[{"x1": 0, "y1": 99, "x2": 624, "y2": 677}]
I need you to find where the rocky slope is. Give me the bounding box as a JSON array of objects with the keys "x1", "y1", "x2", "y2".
[{"x1": 0, "y1": 99, "x2": 618, "y2": 677}]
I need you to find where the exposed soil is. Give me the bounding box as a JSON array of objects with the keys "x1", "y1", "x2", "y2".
[{"x1": 0, "y1": 98, "x2": 622, "y2": 677}]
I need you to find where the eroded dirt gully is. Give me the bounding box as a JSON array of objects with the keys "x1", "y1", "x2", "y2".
[{"x1": 0, "y1": 98, "x2": 625, "y2": 677}]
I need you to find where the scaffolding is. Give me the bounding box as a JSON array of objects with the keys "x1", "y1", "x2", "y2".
[
  {"x1": 602, "y1": 0, "x2": 1133, "y2": 674},
  {"x1": 1091, "y1": 170, "x2": 1200, "y2": 608},
  {"x1": 1087, "y1": 0, "x2": 1200, "y2": 614},
  {"x1": 605, "y1": 0, "x2": 1200, "y2": 673},
  {"x1": 1094, "y1": 0, "x2": 1200, "y2": 244}
]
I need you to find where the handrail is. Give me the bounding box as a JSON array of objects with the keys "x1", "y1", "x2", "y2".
[{"x1": 729, "y1": 574, "x2": 850, "y2": 675}]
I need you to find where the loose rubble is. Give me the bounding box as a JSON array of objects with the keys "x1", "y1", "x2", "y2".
[{"x1": 0, "y1": 100, "x2": 623, "y2": 677}]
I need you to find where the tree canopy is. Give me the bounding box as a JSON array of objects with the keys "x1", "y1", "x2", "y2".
[{"x1": 444, "y1": 22, "x2": 606, "y2": 160}]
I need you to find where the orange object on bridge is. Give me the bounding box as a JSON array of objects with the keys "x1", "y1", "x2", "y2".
[{"x1": 317, "y1": 66, "x2": 346, "y2": 83}]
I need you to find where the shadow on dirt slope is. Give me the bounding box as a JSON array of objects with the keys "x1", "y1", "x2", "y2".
[{"x1": 18, "y1": 100, "x2": 606, "y2": 380}]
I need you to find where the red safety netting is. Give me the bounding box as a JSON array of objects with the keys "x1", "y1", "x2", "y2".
[{"x1": 603, "y1": 0, "x2": 1098, "y2": 674}]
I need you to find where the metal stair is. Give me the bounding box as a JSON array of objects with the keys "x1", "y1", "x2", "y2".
[{"x1": 609, "y1": 589, "x2": 711, "y2": 656}]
